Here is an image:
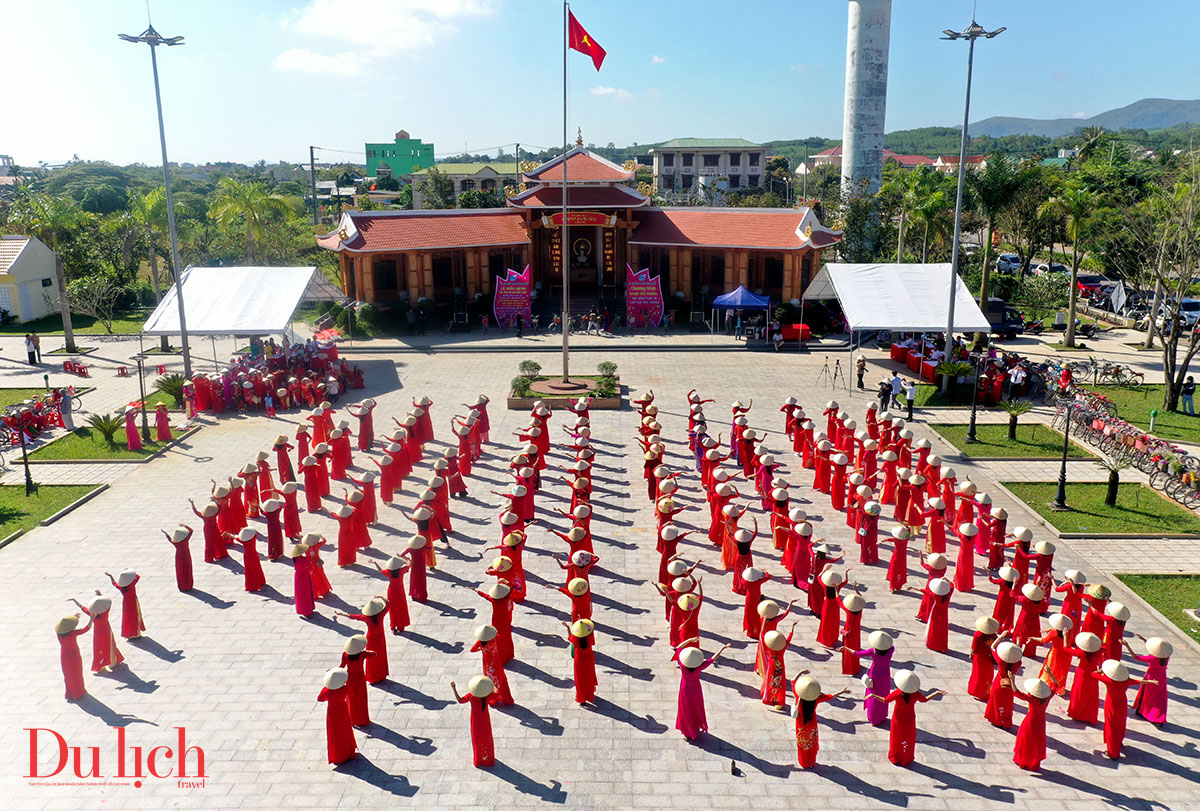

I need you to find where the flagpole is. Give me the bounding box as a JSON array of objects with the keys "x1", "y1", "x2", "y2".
[{"x1": 561, "y1": 0, "x2": 571, "y2": 383}]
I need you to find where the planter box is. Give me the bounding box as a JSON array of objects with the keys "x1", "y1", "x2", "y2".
[{"x1": 507, "y1": 376, "x2": 624, "y2": 410}]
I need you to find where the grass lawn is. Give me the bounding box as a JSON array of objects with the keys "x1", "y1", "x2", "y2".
[
  {"x1": 1003, "y1": 481, "x2": 1200, "y2": 535},
  {"x1": 514, "y1": 375, "x2": 618, "y2": 399},
  {"x1": 0, "y1": 484, "x2": 100, "y2": 537},
  {"x1": 902, "y1": 384, "x2": 975, "y2": 409},
  {"x1": 933, "y1": 422, "x2": 1094, "y2": 459},
  {"x1": 0, "y1": 388, "x2": 51, "y2": 409},
  {"x1": 0, "y1": 310, "x2": 153, "y2": 336},
  {"x1": 28, "y1": 425, "x2": 186, "y2": 461},
  {"x1": 1093, "y1": 385, "x2": 1200, "y2": 445},
  {"x1": 1114, "y1": 574, "x2": 1200, "y2": 645}
]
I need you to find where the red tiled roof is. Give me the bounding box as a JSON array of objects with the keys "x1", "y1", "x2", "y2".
[
  {"x1": 889, "y1": 154, "x2": 934, "y2": 166},
  {"x1": 524, "y1": 149, "x2": 633, "y2": 183},
  {"x1": 318, "y1": 210, "x2": 528, "y2": 253},
  {"x1": 937, "y1": 155, "x2": 984, "y2": 164},
  {"x1": 0, "y1": 237, "x2": 30, "y2": 273},
  {"x1": 507, "y1": 185, "x2": 646, "y2": 209},
  {"x1": 814, "y1": 146, "x2": 842, "y2": 157},
  {"x1": 630, "y1": 208, "x2": 833, "y2": 250}
]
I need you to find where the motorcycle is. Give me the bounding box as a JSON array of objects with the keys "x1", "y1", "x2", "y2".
[{"x1": 1024, "y1": 318, "x2": 1045, "y2": 335}]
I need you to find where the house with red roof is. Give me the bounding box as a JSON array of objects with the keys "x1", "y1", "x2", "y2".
[
  {"x1": 933, "y1": 155, "x2": 987, "y2": 174},
  {"x1": 811, "y1": 146, "x2": 934, "y2": 170},
  {"x1": 317, "y1": 143, "x2": 840, "y2": 311}
]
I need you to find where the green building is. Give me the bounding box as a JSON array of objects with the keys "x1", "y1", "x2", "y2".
[{"x1": 365, "y1": 129, "x2": 435, "y2": 178}]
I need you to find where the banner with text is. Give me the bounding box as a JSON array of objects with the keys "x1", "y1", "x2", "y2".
[
  {"x1": 493, "y1": 266, "x2": 532, "y2": 327},
  {"x1": 625, "y1": 265, "x2": 664, "y2": 327}
]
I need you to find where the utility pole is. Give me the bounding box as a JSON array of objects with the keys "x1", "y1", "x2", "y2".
[{"x1": 309, "y1": 146, "x2": 319, "y2": 226}]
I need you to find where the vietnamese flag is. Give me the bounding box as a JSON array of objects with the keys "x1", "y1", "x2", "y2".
[{"x1": 568, "y1": 11, "x2": 606, "y2": 71}]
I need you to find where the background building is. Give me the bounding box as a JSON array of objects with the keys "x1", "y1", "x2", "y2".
[
  {"x1": 409, "y1": 162, "x2": 519, "y2": 210},
  {"x1": 365, "y1": 129, "x2": 435, "y2": 178},
  {"x1": 0, "y1": 235, "x2": 60, "y2": 323},
  {"x1": 650, "y1": 138, "x2": 765, "y2": 193},
  {"x1": 318, "y1": 146, "x2": 840, "y2": 317}
]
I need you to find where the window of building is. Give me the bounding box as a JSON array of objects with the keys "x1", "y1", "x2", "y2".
[
  {"x1": 749, "y1": 153, "x2": 760, "y2": 166},
  {"x1": 461, "y1": 179, "x2": 476, "y2": 192},
  {"x1": 481, "y1": 178, "x2": 496, "y2": 192},
  {"x1": 662, "y1": 153, "x2": 674, "y2": 167},
  {"x1": 659, "y1": 176, "x2": 673, "y2": 191},
  {"x1": 729, "y1": 175, "x2": 741, "y2": 189},
  {"x1": 681, "y1": 174, "x2": 694, "y2": 189},
  {"x1": 703, "y1": 154, "x2": 720, "y2": 167},
  {"x1": 373, "y1": 259, "x2": 399, "y2": 295},
  {"x1": 764, "y1": 257, "x2": 784, "y2": 292},
  {"x1": 682, "y1": 153, "x2": 694, "y2": 167},
  {"x1": 748, "y1": 174, "x2": 760, "y2": 187},
  {"x1": 728, "y1": 153, "x2": 741, "y2": 167}
]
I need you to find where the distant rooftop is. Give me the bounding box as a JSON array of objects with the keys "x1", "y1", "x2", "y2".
[
  {"x1": 413, "y1": 162, "x2": 518, "y2": 176},
  {"x1": 653, "y1": 138, "x2": 762, "y2": 150}
]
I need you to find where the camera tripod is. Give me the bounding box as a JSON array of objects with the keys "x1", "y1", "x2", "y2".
[{"x1": 816, "y1": 356, "x2": 848, "y2": 390}]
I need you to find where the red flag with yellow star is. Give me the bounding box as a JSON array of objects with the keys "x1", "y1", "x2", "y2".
[{"x1": 568, "y1": 11, "x2": 606, "y2": 71}]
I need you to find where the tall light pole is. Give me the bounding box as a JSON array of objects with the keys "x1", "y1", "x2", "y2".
[
  {"x1": 119, "y1": 23, "x2": 193, "y2": 378},
  {"x1": 940, "y1": 20, "x2": 1004, "y2": 391}
]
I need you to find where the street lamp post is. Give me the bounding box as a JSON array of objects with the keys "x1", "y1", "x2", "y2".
[
  {"x1": 1053, "y1": 402, "x2": 1072, "y2": 510},
  {"x1": 134, "y1": 355, "x2": 152, "y2": 442},
  {"x1": 18, "y1": 413, "x2": 34, "y2": 496},
  {"x1": 940, "y1": 20, "x2": 1005, "y2": 392},
  {"x1": 119, "y1": 23, "x2": 192, "y2": 379},
  {"x1": 966, "y1": 352, "x2": 982, "y2": 443}
]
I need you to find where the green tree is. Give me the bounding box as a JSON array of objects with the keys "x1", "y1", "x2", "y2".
[
  {"x1": 458, "y1": 189, "x2": 506, "y2": 209},
  {"x1": 6, "y1": 191, "x2": 84, "y2": 351},
  {"x1": 1038, "y1": 185, "x2": 1097, "y2": 347},
  {"x1": 1076, "y1": 126, "x2": 1107, "y2": 162},
  {"x1": 208, "y1": 177, "x2": 290, "y2": 263},
  {"x1": 881, "y1": 165, "x2": 937, "y2": 262},
  {"x1": 911, "y1": 187, "x2": 952, "y2": 262},
  {"x1": 417, "y1": 168, "x2": 456, "y2": 210},
  {"x1": 966, "y1": 154, "x2": 1037, "y2": 345}
]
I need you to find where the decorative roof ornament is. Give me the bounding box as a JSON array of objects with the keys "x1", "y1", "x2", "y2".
[{"x1": 575, "y1": 127, "x2": 584, "y2": 146}]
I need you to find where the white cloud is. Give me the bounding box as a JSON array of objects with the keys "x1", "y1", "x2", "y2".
[
  {"x1": 275, "y1": 47, "x2": 363, "y2": 75},
  {"x1": 789, "y1": 64, "x2": 807, "y2": 72},
  {"x1": 1071, "y1": 111, "x2": 1090, "y2": 119},
  {"x1": 651, "y1": 55, "x2": 666, "y2": 64},
  {"x1": 590, "y1": 86, "x2": 633, "y2": 101},
  {"x1": 279, "y1": 0, "x2": 496, "y2": 70}
]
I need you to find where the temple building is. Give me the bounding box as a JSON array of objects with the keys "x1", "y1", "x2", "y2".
[{"x1": 317, "y1": 142, "x2": 841, "y2": 312}]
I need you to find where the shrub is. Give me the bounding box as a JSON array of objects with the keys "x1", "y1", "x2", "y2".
[
  {"x1": 355, "y1": 302, "x2": 380, "y2": 336},
  {"x1": 775, "y1": 302, "x2": 802, "y2": 323},
  {"x1": 518, "y1": 360, "x2": 542, "y2": 377},
  {"x1": 154, "y1": 373, "x2": 186, "y2": 407},
  {"x1": 593, "y1": 376, "x2": 619, "y2": 398},
  {"x1": 86, "y1": 412, "x2": 123, "y2": 445},
  {"x1": 511, "y1": 376, "x2": 532, "y2": 396},
  {"x1": 596, "y1": 361, "x2": 618, "y2": 376}
]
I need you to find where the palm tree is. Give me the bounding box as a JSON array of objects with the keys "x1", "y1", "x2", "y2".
[
  {"x1": 1076, "y1": 126, "x2": 1107, "y2": 161},
  {"x1": 1095, "y1": 455, "x2": 1131, "y2": 507},
  {"x1": 998, "y1": 398, "x2": 1033, "y2": 440},
  {"x1": 208, "y1": 177, "x2": 289, "y2": 264},
  {"x1": 7, "y1": 191, "x2": 85, "y2": 352},
  {"x1": 967, "y1": 154, "x2": 1036, "y2": 345},
  {"x1": 911, "y1": 188, "x2": 952, "y2": 263},
  {"x1": 882, "y1": 166, "x2": 937, "y2": 262},
  {"x1": 1038, "y1": 186, "x2": 1097, "y2": 347},
  {"x1": 129, "y1": 187, "x2": 168, "y2": 303}
]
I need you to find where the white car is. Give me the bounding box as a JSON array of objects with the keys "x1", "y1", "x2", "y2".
[
  {"x1": 1034, "y1": 262, "x2": 1070, "y2": 277},
  {"x1": 1157, "y1": 298, "x2": 1200, "y2": 329},
  {"x1": 995, "y1": 253, "x2": 1021, "y2": 274}
]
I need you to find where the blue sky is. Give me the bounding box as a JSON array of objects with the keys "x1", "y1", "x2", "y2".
[{"x1": 5, "y1": 0, "x2": 1199, "y2": 167}]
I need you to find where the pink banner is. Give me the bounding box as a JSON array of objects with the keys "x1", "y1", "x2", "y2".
[
  {"x1": 625, "y1": 264, "x2": 664, "y2": 327},
  {"x1": 493, "y1": 266, "x2": 532, "y2": 327}
]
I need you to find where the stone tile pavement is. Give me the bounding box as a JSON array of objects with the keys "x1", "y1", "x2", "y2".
[{"x1": 0, "y1": 344, "x2": 1197, "y2": 810}]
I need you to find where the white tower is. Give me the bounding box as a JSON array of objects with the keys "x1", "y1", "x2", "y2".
[{"x1": 841, "y1": 0, "x2": 892, "y2": 196}]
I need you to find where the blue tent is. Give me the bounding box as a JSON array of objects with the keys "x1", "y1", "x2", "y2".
[{"x1": 711, "y1": 285, "x2": 770, "y2": 310}]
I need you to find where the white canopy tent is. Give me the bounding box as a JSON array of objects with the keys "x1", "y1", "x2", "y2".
[
  {"x1": 803, "y1": 262, "x2": 991, "y2": 332},
  {"x1": 142, "y1": 266, "x2": 340, "y2": 337}
]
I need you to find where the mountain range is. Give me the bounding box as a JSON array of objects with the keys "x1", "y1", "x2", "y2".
[{"x1": 971, "y1": 98, "x2": 1200, "y2": 138}]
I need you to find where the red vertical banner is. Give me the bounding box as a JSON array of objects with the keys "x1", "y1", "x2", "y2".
[
  {"x1": 493, "y1": 265, "x2": 532, "y2": 326},
  {"x1": 602, "y1": 228, "x2": 615, "y2": 276},
  {"x1": 625, "y1": 264, "x2": 664, "y2": 327},
  {"x1": 550, "y1": 228, "x2": 562, "y2": 273}
]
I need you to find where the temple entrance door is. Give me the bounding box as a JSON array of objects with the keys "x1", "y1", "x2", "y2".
[{"x1": 567, "y1": 224, "x2": 599, "y2": 296}]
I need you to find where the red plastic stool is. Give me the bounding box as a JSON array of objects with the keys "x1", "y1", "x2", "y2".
[
  {"x1": 76, "y1": 364, "x2": 89, "y2": 378},
  {"x1": 117, "y1": 366, "x2": 129, "y2": 377},
  {"x1": 155, "y1": 364, "x2": 167, "y2": 374}
]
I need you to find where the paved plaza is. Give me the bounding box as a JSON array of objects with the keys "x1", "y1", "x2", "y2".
[{"x1": 1, "y1": 329, "x2": 1198, "y2": 810}]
